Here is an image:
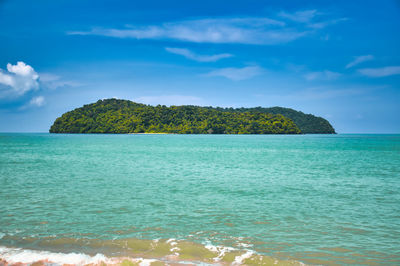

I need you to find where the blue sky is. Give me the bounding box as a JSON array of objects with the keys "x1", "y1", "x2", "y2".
[{"x1": 0, "y1": 0, "x2": 399, "y2": 133}]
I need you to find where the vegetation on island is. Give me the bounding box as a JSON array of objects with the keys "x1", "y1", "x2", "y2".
[
  {"x1": 49, "y1": 99, "x2": 302, "y2": 134},
  {"x1": 211, "y1": 106, "x2": 336, "y2": 134}
]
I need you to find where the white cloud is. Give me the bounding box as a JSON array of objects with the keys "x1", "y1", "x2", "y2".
[
  {"x1": 0, "y1": 62, "x2": 39, "y2": 96},
  {"x1": 304, "y1": 70, "x2": 341, "y2": 81},
  {"x1": 135, "y1": 95, "x2": 203, "y2": 106},
  {"x1": 68, "y1": 11, "x2": 348, "y2": 45},
  {"x1": 358, "y1": 66, "x2": 400, "y2": 77},
  {"x1": 29, "y1": 96, "x2": 45, "y2": 107},
  {"x1": 7, "y1": 62, "x2": 38, "y2": 77},
  {"x1": 68, "y1": 17, "x2": 312, "y2": 45},
  {"x1": 206, "y1": 66, "x2": 264, "y2": 81},
  {"x1": 165, "y1": 47, "x2": 233, "y2": 62},
  {"x1": 279, "y1": 9, "x2": 318, "y2": 23},
  {"x1": 19, "y1": 96, "x2": 46, "y2": 110},
  {"x1": 346, "y1": 55, "x2": 374, "y2": 68},
  {"x1": 0, "y1": 72, "x2": 14, "y2": 87}
]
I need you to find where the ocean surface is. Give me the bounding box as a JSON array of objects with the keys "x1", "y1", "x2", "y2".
[{"x1": 0, "y1": 133, "x2": 399, "y2": 265}]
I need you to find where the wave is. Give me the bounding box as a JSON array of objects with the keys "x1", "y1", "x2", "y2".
[
  {"x1": 0, "y1": 236, "x2": 305, "y2": 265},
  {"x1": 0, "y1": 246, "x2": 111, "y2": 265}
]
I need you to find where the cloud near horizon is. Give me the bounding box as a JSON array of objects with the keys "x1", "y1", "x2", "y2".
[
  {"x1": 346, "y1": 55, "x2": 374, "y2": 68},
  {"x1": 68, "y1": 11, "x2": 345, "y2": 45},
  {"x1": 0, "y1": 62, "x2": 39, "y2": 97},
  {"x1": 358, "y1": 66, "x2": 400, "y2": 77},
  {"x1": 165, "y1": 47, "x2": 233, "y2": 62},
  {"x1": 205, "y1": 66, "x2": 264, "y2": 81}
]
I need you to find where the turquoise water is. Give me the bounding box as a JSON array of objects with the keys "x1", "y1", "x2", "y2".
[{"x1": 0, "y1": 133, "x2": 400, "y2": 265}]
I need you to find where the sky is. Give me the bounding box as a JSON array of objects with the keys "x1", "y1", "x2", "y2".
[{"x1": 0, "y1": 0, "x2": 399, "y2": 133}]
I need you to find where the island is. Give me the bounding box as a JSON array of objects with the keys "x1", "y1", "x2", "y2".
[{"x1": 49, "y1": 99, "x2": 335, "y2": 134}]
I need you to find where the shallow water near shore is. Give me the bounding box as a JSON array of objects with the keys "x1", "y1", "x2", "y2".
[{"x1": 0, "y1": 133, "x2": 400, "y2": 265}]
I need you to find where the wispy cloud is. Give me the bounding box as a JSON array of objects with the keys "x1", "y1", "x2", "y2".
[
  {"x1": 0, "y1": 62, "x2": 39, "y2": 97},
  {"x1": 263, "y1": 86, "x2": 368, "y2": 103},
  {"x1": 68, "y1": 13, "x2": 343, "y2": 45},
  {"x1": 19, "y1": 96, "x2": 46, "y2": 110},
  {"x1": 278, "y1": 9, "x2": 347, "y2": 29},
  {"x1": 205, "y1": 66, "x2": 264, "y2": 81},
  {"x1": 295, "y1": 87, "x2": 362, "y2": 100},
  {"x1": 39, "y1": 73, "x2": 82, "y2": 89},
  {"x1": 307, "y1": 18, "x2": 348, "y2": 29},
  {"x1": 278, "y1": 9, "x2": 318, "y2": 23},
  {"x1": 134, "y1": 95, "x2": 203, "y2": 106},
  {"x1": 346, "y1": 55, "x2": 374, "y2": 68},
  {"x1": 304, "y1": 70, "x2": 341, "y2": 81},
  {"x1": 165, "y1": 47, "x2": 233, "y2": 62},
  {"x1": 358, "y1": 66, "x2": 400, "y2": 77}
]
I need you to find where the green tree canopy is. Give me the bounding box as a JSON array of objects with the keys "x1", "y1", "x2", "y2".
[
  {"x1": 50, "y1": 99, "x2": 308, "y2": 134},
  {"x1": 228, "y1": 106, "x2": 335, "y2": 134}
]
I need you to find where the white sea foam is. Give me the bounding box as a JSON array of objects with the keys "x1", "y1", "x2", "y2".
[
  {"x1": 0, "y1": 232, "x2": 5, "y2": 239},
  {"x1": 167, "y1": 238, "x2": 179, "y2": 248},
  {"x1": 170, "y1": 242, "x2": 180, "y2": 256},
  {"x1": 237, "y1": 242, "x2": 253, "y2": 248},
  {"x1": 0, "y1": 246, "x2": 110, "y2": 265},
  {"x1": 138, "y1": 258, "x2": 157, "y2": 266},
  {"x1": 171, "y1": 246, "x2": 180, "y2": 252},
  {"x1": 233, "y1": 250, "x2": 254, "y2": 265},
  {"x1": 0, "y1": 246, "x2": 161, "y2": 266},
  {"x1": 204, "y1": 243, "x2": 235, "y2": 261},
  {"x1": 166, "y1": 238, "x2": 176, "y2": 244}
]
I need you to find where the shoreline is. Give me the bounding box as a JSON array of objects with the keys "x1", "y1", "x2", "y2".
[
  {"x1": 0, "y1": 240, "x2": 305, "y2": 266},
  {"x1": 127, "y1": 132, "x2": 175, "y2": 135},
  {"x1": 49, "y1": 132, "x2": 328, "y2": 135}
]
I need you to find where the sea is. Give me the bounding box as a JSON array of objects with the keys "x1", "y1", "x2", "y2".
[{"x1": 0, "y1": 133, "x2": 399, "y2": 265}]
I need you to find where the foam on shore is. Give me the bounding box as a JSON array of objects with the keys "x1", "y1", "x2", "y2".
[
  {"x1": 0, "y1": 246, "x2": 109, "y2": 265},
  {"x1": 0, "y1": 246, "x2": 163, "y2": 266},
  {"x1": 0, "y1": 236, "x2": 306, "y2": 265}
]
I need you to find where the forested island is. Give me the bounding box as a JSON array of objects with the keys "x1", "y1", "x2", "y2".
[
  {"x1": 49, "y1": 99, "x2": 335, "y2": 134},
  {"x1": 215, "y1": 106, "x2": 335, "y2": 134}
]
